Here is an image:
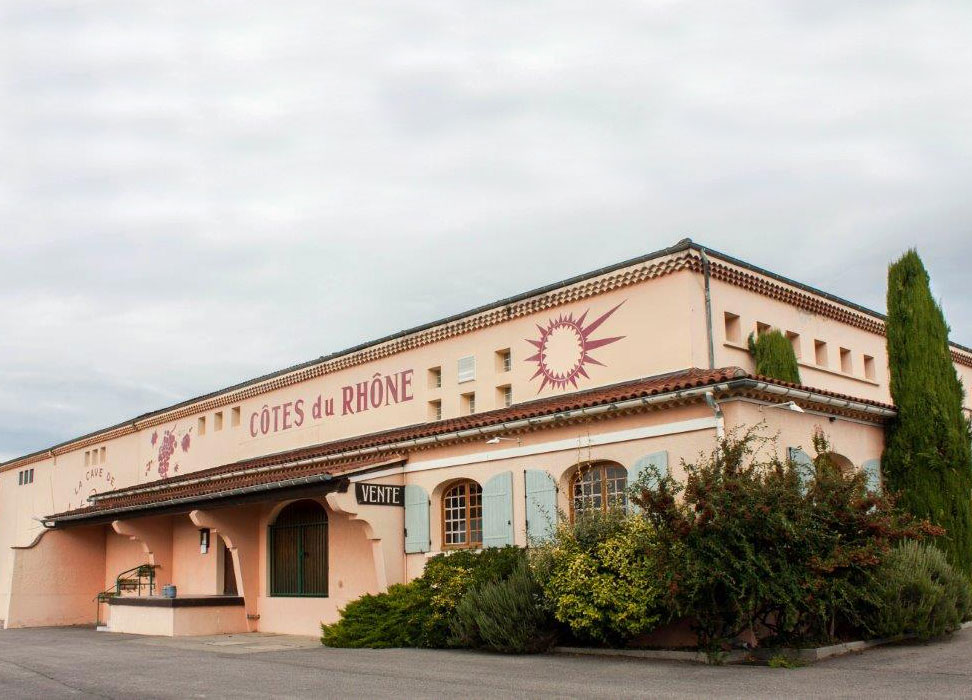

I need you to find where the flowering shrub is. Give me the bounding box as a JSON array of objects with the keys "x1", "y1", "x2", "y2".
[
  {"x1": 632, "y1": 426, "x2": 941, "y2": 650},
  {"x1": 532, "y1": 510, "x2": 665, "y2": 645}
]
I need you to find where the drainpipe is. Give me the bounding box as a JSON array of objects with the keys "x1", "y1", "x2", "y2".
[
  {"x1": 704, "y1": 391, "x2": 725, "y2": 440},
  {"x1": 699, "y1": 247, "x2": 715, "y2": 370}
]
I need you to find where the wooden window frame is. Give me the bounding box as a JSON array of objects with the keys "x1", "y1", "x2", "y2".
[
  {"x1": 569, "y1": 463, "x2": 627, "y2": 521},
  {"x1": 441, "y1": 480, "x2": 483, "y2": 550}
]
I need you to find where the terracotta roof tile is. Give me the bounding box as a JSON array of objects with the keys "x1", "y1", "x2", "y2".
[{"x1": 46, "y1": 366, "x2": 894, "y2": 522}]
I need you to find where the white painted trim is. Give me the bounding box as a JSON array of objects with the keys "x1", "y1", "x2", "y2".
[{"x1": 352, "y1": 417, "x2": 717, "y2": 480}]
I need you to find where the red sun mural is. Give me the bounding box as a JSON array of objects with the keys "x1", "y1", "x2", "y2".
[{"x1": 525, "y1": 301, "x2": 625, "y2": 392}]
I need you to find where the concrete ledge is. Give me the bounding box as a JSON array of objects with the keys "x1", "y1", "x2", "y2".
[
  {"x1": 109, "y1": 595, "x2": 244, "y2": 609},
  {"x1": 556, "y1": 623, "x2": 972, "y2": 665},
  {"x1": 553, "y1": 646, "x2": 749, "y2": 664}
]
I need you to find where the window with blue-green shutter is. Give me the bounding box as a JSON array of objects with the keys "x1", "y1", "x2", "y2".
[
  {"x1": 628, "y1": 451, "x2": 668, "y2": 513},
  {"x1": 482, "y1": 472, "x2": 514, "y2": 547},
  {"x1": 404, "y1": 484, "x2": 431, "y2": 553},
  {"x1": 788, "y1": 447, "x2": 814, "y2": 490},
  {"x1": 862, "y1": 458, "x2": 882, "y2": 493},
  {"x1": 525, "y1": 470, "x2": 557, "y2": 543}
]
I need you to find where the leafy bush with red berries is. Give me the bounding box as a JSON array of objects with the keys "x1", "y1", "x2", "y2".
[{"x1": 631, "y1": 426, "x2": 941, "y2": 650}]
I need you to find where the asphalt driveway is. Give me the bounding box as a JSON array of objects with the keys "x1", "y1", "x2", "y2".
[{"x1": 1, "y1": 625, "x2": 970, "y2": 698}]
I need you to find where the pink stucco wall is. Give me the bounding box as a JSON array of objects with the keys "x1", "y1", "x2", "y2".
[
  {"x1": 5, "y1": 527, "x2": 106, "y2": 628},
  {"x1": 107, "y1": 602, "x2": 247, "y2": 636}
]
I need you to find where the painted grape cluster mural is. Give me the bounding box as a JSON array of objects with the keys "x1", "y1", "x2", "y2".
[{"x1": 146, "y1": 423, "x2": 192, "y2": 478}]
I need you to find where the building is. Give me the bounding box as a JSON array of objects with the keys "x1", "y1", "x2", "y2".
[{"x1": 1, "y1": 239, "x2": 970, "y2": 637}]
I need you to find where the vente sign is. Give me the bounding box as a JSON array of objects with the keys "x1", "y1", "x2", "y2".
[{"x1": 248, "y1": 369, "x2": 414, "y2": 438}]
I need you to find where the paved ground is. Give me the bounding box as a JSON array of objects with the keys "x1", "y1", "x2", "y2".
[{"x1": 1, "y1": 625, "x2": 971, "y2": 699}]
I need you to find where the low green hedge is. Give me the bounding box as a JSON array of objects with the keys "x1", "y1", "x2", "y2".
[
  {"x1": 321, "y1": 546, "x2": 527, "y2": 649},
  {"x1": 863, "y1": 540, "x2": 972, "y2": 640}
]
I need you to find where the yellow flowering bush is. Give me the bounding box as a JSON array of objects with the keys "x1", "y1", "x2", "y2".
[{"x1": 534, "y1": 510, "x2": 664, "y2": 644}]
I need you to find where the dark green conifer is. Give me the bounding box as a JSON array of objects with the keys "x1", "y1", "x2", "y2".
[
  {"x1": 883, "y1": 250, "x2": 972, "y2": 573},
  {"x1": 748, "y1": 329, "x2": 801, "y2": 384}
]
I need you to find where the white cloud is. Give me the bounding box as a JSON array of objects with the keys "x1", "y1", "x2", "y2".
[{"x1": 1, "y1": 0, "x2": 970, "y2": 458}]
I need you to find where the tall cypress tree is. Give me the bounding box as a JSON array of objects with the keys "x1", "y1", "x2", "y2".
[
  {"x1": 748, "y1": 329, "x2": 801, "y2": 384},
  {"x1": 883, "y1": 250, "x2": 972, "y2": 572}
]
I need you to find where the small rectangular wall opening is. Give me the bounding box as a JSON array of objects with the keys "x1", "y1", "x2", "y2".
[
  {"x1": 815, "y1": 340, "x2": 828, "y2": 367},
  {"x1": 863, "y1": 354, "x2": 876, "y2": 380},
  {"x1": 724, "y1": 312, "x2": 741, "y2": 343},
  {"x1": 495, "y1": 349, "x2": 512, "y2": 373},
  {"x1": 214, "y1": 411, "x2": 224, "y2": 431},
  {"x1": 461, "y1": 392, "x2": 476, "y2": 415},
  {"x1": 786, "y1": 331, "x2": 801, "y2": 359},
  {"x1": 231, "y1": 406, "x2": 241, "y2": 427},
  {"x1": 428, "y1": 366, "x2": 442, "y2": 389},
  {"x1": 428, "y1": 400, "x2": 442, "y2": 421},
  {"x1": 197, "y1": 416, "x2": 206, "y2": 436},
  {"x1": 840, "y1": 347, "x2": 853, "y2": 374},
  {"x1": 756, "y1": 321, "x2": 771, "y2": 336},
  {"x1": 496, "y1": 385, "x2": 512, "y2": 408}
]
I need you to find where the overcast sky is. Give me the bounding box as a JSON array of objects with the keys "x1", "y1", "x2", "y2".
[{"x1": 1, "y1": 1, "x2": 971, "y2": 461}]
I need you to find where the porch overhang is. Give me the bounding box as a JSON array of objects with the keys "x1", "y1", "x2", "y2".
[{"x1": 44, "y1": 453, "x2": 407, "y2": 528}]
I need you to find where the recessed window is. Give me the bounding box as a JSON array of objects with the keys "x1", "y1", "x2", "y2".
[
  {"x1": 18, "y1": 470, "x2": 23, "y2": 485},
  {"x1": 198, "y1": 416, "x2": 206, "y2": 436},
  {"x1": 231, "y1": 406, "x2": 241, "y2": 427},
  {"x1": 442, "y1": 480, "x2": 483, "y2": 550},
  {"x1": 814, "y1": 340, "x2": 828, "y2": 367},
  {"x1": 497, "y1": 385, "x2": 513, "y2": 408},
  {"x1": 461, "y1": 392, "x2": 476, "y2": 415},
  {"x1": 863, "y1": 355, "x2": 876, "y2": 380},
  {"x1": 496, "y1": 349, "x2": 512, "y2": 373},
  {"x1": 724, "y1": 312, "x2": 741, "y2": 343},
  {"x1": 458, "y1": 356, "x2": 476, "y2": 384},
  {"x1": 29, "y1": 468, "x2": 34, "y2": 483},
  {"x1": 99, "y1": 447, "x2": 106, "y2": 464},
  {"x1": 428, "y1": 400, "x2": 442, "y2": 421},
  {"x1": 571, "y1": 463, "x2": 627, "y2": 518},
  {"x1": 84, "y1": 451, "x2": 91, "y2": 467},
  {"x1": 428, "y1": 367, "x2": 442, "y2": 389},
  {"x1": 214, "y1": 411, "x2": 224, "y2": 432},
  {"x1": 756, "y1": 321, "x2": 771, "y2": 336},
  {"x1": 786, "y1": 331, "x2": 801, "y2": 359},
  {"x1": 840, "y1": 347, "x2": 853, "y2": 374},
  {"x1": 19, "y1": 468, "x2": 34, "y2": 486}
]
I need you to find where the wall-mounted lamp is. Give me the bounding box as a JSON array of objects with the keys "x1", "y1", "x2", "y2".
[
  {"x1": 765, "y1": 401, "x2": 805, "y2": 414},
  {"x1": 199, "y1": 528, "x2": 210, "y2": 554},
  {"x1": 486, "y1": 436, "x2": 521, "y2": 446}
]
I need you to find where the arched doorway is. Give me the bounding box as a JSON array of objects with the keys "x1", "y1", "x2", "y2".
[{"x1": 268, "y1": 500, "x2": 328, "y2": 597}]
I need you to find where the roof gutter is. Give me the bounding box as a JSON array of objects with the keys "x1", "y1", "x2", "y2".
[{"x1": 734, "y1": 379, "x2": 897, "y2": 418}]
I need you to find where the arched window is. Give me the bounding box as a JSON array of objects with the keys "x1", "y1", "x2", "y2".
[
  {"x1": 269, "y1": 499, "x2": 328, "y2": 597},
  {"x1": 442, "y1": 480, "x2": 483, "y2": 549},
  {"x1": 571, "y1": 463, "x2": 627, "y2": 517}
]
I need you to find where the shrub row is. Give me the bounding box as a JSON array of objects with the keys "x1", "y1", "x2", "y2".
[{"x1": 323, "y1": 428, "x2": 972, "y2": 652}]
